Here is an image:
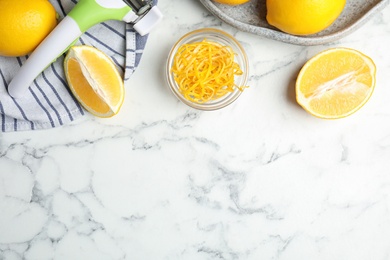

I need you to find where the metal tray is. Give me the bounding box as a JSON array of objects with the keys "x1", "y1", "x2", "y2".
[{"x1": 199, "y1": 0, "x2": 389, "y2": 45}]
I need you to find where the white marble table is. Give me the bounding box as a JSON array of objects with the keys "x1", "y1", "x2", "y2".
[{"x1": 1, "y1": 0, "x2": 390, "y2": 259}]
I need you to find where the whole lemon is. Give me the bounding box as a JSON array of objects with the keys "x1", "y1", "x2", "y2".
[
  {"x1": 214, "y1": 0, "x2": 250, "y2": 5},
  {"x1": 0, "y1": 0, "x2": 57, "y2": 57},
  {"x1": 266, "y1": 0, "x2": 346, "y2": 35}
]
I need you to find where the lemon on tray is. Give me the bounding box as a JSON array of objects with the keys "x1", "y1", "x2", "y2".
[
  {"x1": 296, "y1": 48, "x2": 376, "y2": 119},
  {"x1": 64, "y1": 45, "x2": 125, "y2": 118},
  {"x1": 266, "y1": 0, "x2": 346, "y2": 35},
  {"x1": 0, "y1": 0, "x2": 57, "y2": 57}
]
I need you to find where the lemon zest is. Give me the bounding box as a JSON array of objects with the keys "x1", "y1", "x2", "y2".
[{"x1": 171, "y1": 39, "x2": 246, "y2": 104}]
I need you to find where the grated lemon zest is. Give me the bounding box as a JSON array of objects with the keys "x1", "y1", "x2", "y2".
[{"x1": 171, "y1": 39, "x2": 246, "y2": 104}]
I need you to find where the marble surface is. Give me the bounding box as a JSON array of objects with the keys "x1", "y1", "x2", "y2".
[{"x1": 1, "y1": 0, "x2": 390, "y2": 259}]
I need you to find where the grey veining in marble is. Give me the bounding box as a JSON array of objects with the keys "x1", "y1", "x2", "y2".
[{"x1": 1, "y1": 0, "x2": 390, "y2": 259}]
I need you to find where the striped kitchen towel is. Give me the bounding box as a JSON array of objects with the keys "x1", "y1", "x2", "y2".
[{"x1": 0, "y1": 0, "x2": 155, "y2": 132}]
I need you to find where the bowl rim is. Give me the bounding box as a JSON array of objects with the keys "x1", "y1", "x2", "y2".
[{"x1": 166, "y1": 28, "x2": 249, "y2": 111}]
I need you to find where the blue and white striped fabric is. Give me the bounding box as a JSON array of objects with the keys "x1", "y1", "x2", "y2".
[{"x1": 0, "y1": 0, "x2": 154, "y2": 132}]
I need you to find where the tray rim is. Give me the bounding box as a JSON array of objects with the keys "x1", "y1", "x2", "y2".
[{"x1": 199, "y1": 0, "x2": 390, "y2": 45}]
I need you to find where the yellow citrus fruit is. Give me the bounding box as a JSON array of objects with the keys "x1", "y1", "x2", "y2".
[
  {"x1": 0, "y1": 0, "x2": 57, "y2": 57},
  {"x1": 213, "y1": 0, "x2": 250, "y2": 5},
  {"x1": 296, "y1": 48, "x2": 376, "y2": 119},
  {"x1": 64, "y1": 46, "x2": 125, "y2": 118},
  {"x1": 266, "y1": 0, "x2": 346, "y2": 35}
]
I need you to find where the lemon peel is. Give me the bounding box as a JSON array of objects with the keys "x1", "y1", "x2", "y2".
[{"x1": 171, "y1": 39, "x2": 246, "y2": 104}]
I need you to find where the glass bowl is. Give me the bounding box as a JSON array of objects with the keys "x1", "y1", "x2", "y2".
[{"x1": 166, "y1": 28, "x2": 249, "y2": 111}]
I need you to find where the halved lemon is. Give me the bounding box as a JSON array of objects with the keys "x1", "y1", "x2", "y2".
[
  {"x1": 64, "y1": 45, "x2": 124, "y2": 118},
  {"x1": 296, "y1": 48, "x2": 376, "y2": 119}
]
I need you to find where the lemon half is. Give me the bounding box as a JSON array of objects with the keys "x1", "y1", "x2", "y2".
[{"x1": 296, "y1": 48, "x2": 376, "y2": 119}]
